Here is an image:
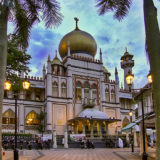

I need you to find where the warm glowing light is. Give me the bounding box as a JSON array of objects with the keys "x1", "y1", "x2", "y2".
[
  {"x1": 126, "y1": 71, "x2": 134, "y2": 85},
  {"x1": 23, "y1": 80, "x2": 30, "y2": 90},
  {"x1": 4, "y1": 81, "x2": 12, "y2": 90},
  {"x1": 28, "y1": 118, "x2": 33, "y2": 121},
  {"x1": 147, "y1": 73, "x2": 152, "y2": 84},
  {"x1": 129, "y1": 111, "x2": 133, "y2": 117}
]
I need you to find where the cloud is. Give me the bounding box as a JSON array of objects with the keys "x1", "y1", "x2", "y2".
[{"x1": 7, "y1": 0, "x2": 157, "y2": 88}]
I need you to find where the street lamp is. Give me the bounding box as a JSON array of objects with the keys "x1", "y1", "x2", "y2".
[
  {"x1": 125, "y1": 72, "x2": 152, "y2": 160},
  {"x1": 147, "y1": 72, "x2": 152, "y2": 84},
  {"x1": 125, "y1": 70, "x2": 134, "y2": 92},
  {"x1": 4, "y1": 79, "x2": 30, "y2": 160},
  {"x1": 129, "y1": 110, "x2": 134, "y2": 152}
]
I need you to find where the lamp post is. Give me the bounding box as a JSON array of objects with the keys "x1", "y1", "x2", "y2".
[
  {"x1": 129, "y1": 110, "x2": 134, "y2": 152},
  {"x1": 4, "y1": 79, "x2": 30, "y2": 160},
  {"x1": 125, "y1": 71, "x2": 152, "y2": 160}
]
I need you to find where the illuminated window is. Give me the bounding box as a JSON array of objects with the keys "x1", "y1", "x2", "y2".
[
  {"x1": 105, "y1": 85, "x2": 110, "y2": 102},
  {"x1": 2, "y1": 109, "x2": 15, "y2": 124},
  {"x1": 61, "y1": 82, "x2": 66, "y2": 97},
  {"x1": 76, "y1": 81, "x2": 82, "y2": 100},
  {"x1": 84, "y1": 81, "x2": 90, "y2": 98},
  {"x1": 26, "y1": 111, "x2": 39, "y2": 125},
  {"x1": 122, "y1": 117, "x2": 130, "y2": 128},
  {"x1": 52, "y1": 81, "x2": 58, "y2": 97},
  {"x1": 111, "y1": 85, "x2": 116, "y2": 103}
]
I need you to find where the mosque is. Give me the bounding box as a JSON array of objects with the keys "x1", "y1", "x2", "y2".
[{"x1": 2, "y1": 18, "x2": 135, "y2": 138}]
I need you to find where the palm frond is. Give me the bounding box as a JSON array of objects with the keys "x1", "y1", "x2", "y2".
[
  {"x1": 41, "y1": 0, "x2": 63, "y2": 28},
  {"x1": 96, "y1": 0, "x2": 117, "y2": 15},
  {"x1": 13, "y1": 0, "x2": 31, "y2": 49},
  {"x1": 96, "y1": 0, "x2": 131, "y2": 21},
  {"x1": 25, "y1": 0, "x2": 40, "y2": 26},
  {"x1": 114, "y1": 0, "x2": 131, "y2": 21}
]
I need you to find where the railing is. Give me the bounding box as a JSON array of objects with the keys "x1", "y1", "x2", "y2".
[{"x1": 82, "y1": 98, "x2": 97, "y2": 107}]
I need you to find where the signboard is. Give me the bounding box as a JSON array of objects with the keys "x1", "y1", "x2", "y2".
[
  {"x1": 70, "y1": 134, "x2": 86, "y2": 142},
  {"x1": 35, "y1": 134, "x2": 52, "y2": 141}
]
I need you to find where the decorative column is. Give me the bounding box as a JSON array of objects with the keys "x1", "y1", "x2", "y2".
[
  {"x1": 19, "y1": 91, "x2": 24, "y2": 132},
  {"x1": 64, "y1": 128, "x2": 68, "y2": 148},
  {"x1": 83, "y1": 123, "x2": 85, "y2": 134},
  {"x1": 90, "y1": 89, "x2": 92, "y2": 100},
  {"x1": 90, "y1": 122, "x2": 94, "y2": 138},
  {"x1": 126, "y1": 132, "x2": 129, "y2": 142},
  {"x1": 53, "y1": 126, "x2": 57, "y2": 149},
  {"x1": 19, "y1": 104, "x2": 24, "y2": 132},
  {"x1": 99, "y1": 123, "x2": 102, "y2": 138},
  {"x1": 106, "y1": 124, "x2": 109, "y2": 137},
  {"x1": 46, "y1": 54, "x2": 52, "y2": 131},
  {"x1": 67, "y1": 71, "x2": 72, "y2": 99},
  {"x1": 139, "y1": 123, "x2": 148, "y2": 155},
  {"x1": 67, "y1": 103, "x2": 73, "y2": 120},
  {"x1": 82, "y1": 88, "x2": 84, "y2": 100},
  {"x1": 75, "y1": 122, "x2": 79, "y2": 134},
  {"x1": 47, "y1": 102, "x2": 52, "y2": 131},
  {"x1": 58, "y1": 77, "x2": 61, "y2": 97},
  {"x1": 134, "y1": 131, "x2": 138, "y2": 147}
]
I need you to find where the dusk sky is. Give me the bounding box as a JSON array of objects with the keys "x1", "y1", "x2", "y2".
[{"x1": 8, "y1": 0, "x2": 160, "y2": 88}]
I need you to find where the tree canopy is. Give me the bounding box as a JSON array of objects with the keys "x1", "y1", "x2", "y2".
[{"x1": 6, "y1": 34, "x2": 31, "y2": 91}]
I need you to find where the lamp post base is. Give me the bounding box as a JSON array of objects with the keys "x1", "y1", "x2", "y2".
[
  {"x1": 142, "y1": 152, "x2": 148, "y2": 160},
  {"x1": 131, "y1": 144, "x2": 134, "y2": 152},
  {"x1": 14, "y1": 149, "x2": 19, "y2": 160}
]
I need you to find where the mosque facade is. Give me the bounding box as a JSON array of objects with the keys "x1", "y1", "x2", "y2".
[{"x1": 2, "y1": 19, "x2": 135, "y2": 137}]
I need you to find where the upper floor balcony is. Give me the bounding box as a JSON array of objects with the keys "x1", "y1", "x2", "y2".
[{"x1": 82, "y1": 98, "x2": 97, "y2": 108}]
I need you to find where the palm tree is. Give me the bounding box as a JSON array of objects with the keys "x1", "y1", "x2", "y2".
[
  {"x1": 96, "y1": 0, "x2": 160, "y2": 159},
  {"x1": 0, "y1": 0, "x2": 62, "y2": 159},
  {"x1": 37, "y1": 111, "x2": 46, "y2": 135}
]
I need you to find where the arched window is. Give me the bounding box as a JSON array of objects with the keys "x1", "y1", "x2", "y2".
[
  {"x1": 105, "y1": 85, "x2": 110, "y2": 102},
  {"x1": 26, "y1": 111, "x2": 39, "y2": 125},
  {"x1": 92, "y1": 84, "x2": 97, "y2": 100},
  {"x1": 61, "y1": 82, "x2": 66, "y2": 97},
  {"x1": 122, "y1": 117, "x2": 130, "y2": 128},
  {"x1": 2, "y1": 109, "x2": 15, "y2": 124},
  {"x1": 52, "y1": 81, "x2": 58, "y2": 97},
  {"x1": 111, "y1": 85, "x2": 116, "y2": 103},
  {"x1": 76, "y1": 81, "x2": 82, "y2": 100},
  {"x1": 84, "y1": 81, "x2": 90, "y2": 98}
]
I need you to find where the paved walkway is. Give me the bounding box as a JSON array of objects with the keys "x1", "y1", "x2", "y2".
[{"x1": 2, "y1": 147, "x2": 156, "y2": 160}]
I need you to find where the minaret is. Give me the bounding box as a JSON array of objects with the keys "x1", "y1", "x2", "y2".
[
  {"x1": 47, "y1": 54, "x2": 51, "y2": 74},
  {"x1": 115, "y1": 67, "x2": 119, "y2": 84},
  {"x1": 46, "y1": 53, "x2": 52, "y2": 131},
  {"x1": 42, "y1": 64, "x2": 46, "y2": 79},
  {"x1": 100, "y1": 48, "x2": 102, "y2": 63},
  {"x1": 120, "y1": 48, "x2": 134, "y2": 90}
]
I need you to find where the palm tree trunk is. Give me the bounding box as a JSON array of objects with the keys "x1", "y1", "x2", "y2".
[
  {"x1": 0, "y1": 5, "x2": 8, "y2": 160},
  {"x1": 143, "y1": 0, "x2": 160, "y2": 159}
]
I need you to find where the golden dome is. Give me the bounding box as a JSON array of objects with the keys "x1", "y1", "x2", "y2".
[
  {"x1": 52, "y1": 53, "x2": 62, "y2": 65},
  {"x1": 58, "y1": 19, "x2": 97, "y2": 59}
]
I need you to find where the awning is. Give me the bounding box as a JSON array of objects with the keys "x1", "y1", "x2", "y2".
[
  {"x1": 121, "y1": 114, "x2": 148, "y2": 132},
  {"x1": 121, "y1": 122, "x2": 136, "y2": 132}
]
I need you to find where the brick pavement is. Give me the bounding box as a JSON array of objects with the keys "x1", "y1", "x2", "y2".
[{"x1": 2, "y1": 148, "x2": 156, "y2": 160}]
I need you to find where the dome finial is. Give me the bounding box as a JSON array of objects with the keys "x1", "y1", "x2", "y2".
[
  {"x1": 55, "y1": 50, "x2": 58, "y2": 58},
  {"x1": 125, "y1": 47, "x2": 127, "y2": 52},
  {"x1": 74, "y1": 17, "x2": 79, "y2": 30}
]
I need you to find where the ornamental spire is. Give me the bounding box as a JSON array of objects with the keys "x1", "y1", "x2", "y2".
[{"x1": 74, "y1": 17, "x2": 79, "y2": 30}]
